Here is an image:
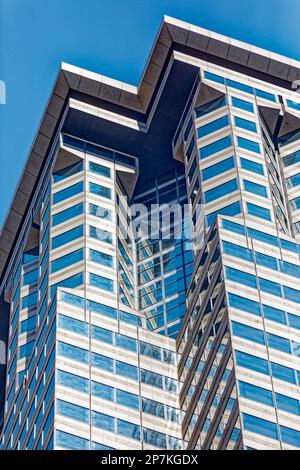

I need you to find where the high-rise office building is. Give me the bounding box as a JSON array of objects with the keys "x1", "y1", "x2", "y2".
[{"x1": 1, "y1": 16, "x2": 300, "y2": 450}]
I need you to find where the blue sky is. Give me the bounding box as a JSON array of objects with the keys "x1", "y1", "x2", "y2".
[{"x1": 1, "y1": 0, "x2": 300, "y2": 226}]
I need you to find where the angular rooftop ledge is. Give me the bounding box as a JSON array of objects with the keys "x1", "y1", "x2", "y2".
[{"x1": 1, "y1": 15, "x2": 300, "y2": 281}]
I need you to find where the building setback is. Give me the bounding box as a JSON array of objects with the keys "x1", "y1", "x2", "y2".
[{"x1": 1, "y1": 16, "x2": 300, "y2": 450}]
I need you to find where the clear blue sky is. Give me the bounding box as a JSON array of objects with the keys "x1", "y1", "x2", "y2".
[{"x1": 1, "y1": 0, "x2": 300, "y2": 226}]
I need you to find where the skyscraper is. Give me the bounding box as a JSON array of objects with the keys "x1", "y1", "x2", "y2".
[{"x1": 1, "y1": 16, "x2": 300, "y2": 450}]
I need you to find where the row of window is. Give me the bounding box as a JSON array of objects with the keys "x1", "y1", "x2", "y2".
[
  {"x1": 228, "y1": 293, "x2": 300, "y2": 331},
  {"x1": 61, "y1": 291, "x2": 142, "y2": 327},
  {"x1": 197, "y1": 114, "x2": 257, "y2": 140},
  {"x1": 239, "y1": 380, "x2": 300, "y2": 417},
  {"x1": 232, "y1": 320, "x2": 300, "y2": 359},
  {"x1": 56, "y1": 399, "x2": 182, "y2": 449},
  {"x1": 235, "y1": 349, "x2": 300, "y2": 386},
  {"x1": 57, "y1": 341, "x2": 178, "y2": 393},
  {"x1": 201, "y1": 155, "x2": 264, "y2": 182},
  {"x1": 57, "y1": 369, "x2": 180, "y2": 423},
  {"x1": 199, "y1": 134, "x2": 261, "y2": 160},
  {"x1": 225, "y1": 265, "x2": 300, "y2": 305},
  {"x1": 223, "y1": 240, "x2": 300, "y2": 280},
  {"x1": 222, "y1": 218, "x2": 300, "y2": 255},
  {"x1": 204, "y1": 178, "x2": 268, "y2": 204},
  {"x1": 55, "y1": 429, "x2": 113, "y2": 450},
  {"x1": 242, "y1": 413, "x2": 300, "y2": 448},
  {"x1": 203, "y1": 71, "x2": 277, "y2": 102},
  {"x1": 58, "y1": 313, "x2": 176, "y2": 365}
]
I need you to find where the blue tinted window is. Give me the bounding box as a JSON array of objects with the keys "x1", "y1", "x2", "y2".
[
  {"x1": 20, "y1": 315, "x2": 36, "y2": 334},
  {"x1": 204, "y1": 179, "x2": 237, "y2": 203},
  {"x1": 21, "y1": 291, "x2": 37, "y2": 309},
  {"x1": 244, "y1": 180, "x2": 267, "y2": 198},
  {"x1": 283, "y1": 285, "x2": 300, "y2": 304},
  {"x1": 201, "y1": 156, "x2": 235, "y2": 181},
  {"x1": 50, "y1": 272, "x2": 83, "y2": 297},
  {"x1": 232, "y1": 321, "x2": 265, "y2": 345},
  {"x1": 255, "y1": 252, "x2": 278, "y2": 270},
  {"x1": 51, "y1": 225, "x2": 83, "y2": 250},
  {"x1": 53, "y1": 182, "x2": 83, "y2": 205},
  {"x1": 56, "y1": 430, "x2": 89, "y2": 450},
  {"x1": 239, "y1": 381, "x2": 274, "y2": 407},
  {"x1": 256, "y1": 89, "x2": 276, "y2": 102},
  {"x1": 87, "y1": 299, "x2": 117, "y2": 320},
  {"x1": 288, "y1": 313, "x2": 300, "y2": 330},
  {"x1": 222, "y1": 240, "x2": 253, "y2": 262},
  {"x1": 276, "y1": 393, "x2": 300, "y2": 416},
  {"x1": 259, "y1": 278, "x2": 281, "y2": 297},
  {"x1": 247, "y1": 203, "x2": 271, "y2": 221},
  {"x1": 225, "y1": 267, "x2": 257, "y2": 289},
  {"x1": 290, "y1": 195, "x2": 300, "y2": 212},
  {"x1": 117, "y1": 419, "x2": 141, "y2": 441},
  {"x1": 282, "y1": 150, "x2": 300, "y2": 168},
  {"x1": 240, "y1": 158, "x2": 264, "y2": 175},
  {"x1": 89, "y1": 273, "x2": 113, "y2": 291},
  {"x1": 115, "y1": 334, "x2": 137, "y2": 352},
  {"x1": 242, "y1": 414, "x2": 278, "y2": 440},
  {"x1": 57, "y1": 369, "x2": 89, "y2": 393},
  {"x1": 197, "y1": 116, "x2": 229, "y2": 138},
  {"x1": 89, "y1": 203, "x2": 112, "y2": 221},
  {"x1": 89, "y1": 248, "x2": 113, "y2": 267},
  {"x1": 52, "y1": 203, "x2": 83, "y2": 226},
  {"x1": 53, "y1": 162, "x2": 83, "y2": 183},
  {"x1": 91, "y1": 381, "x2": 114, "y2": 401},
  {"x1": 222, "y1": 219, "x2": 245, "y2": 235},
  {"x1": 116, "y1": 389, "x2": 139, "y2": 410},
  {"x1": 19, "y1": 340, "x2": 34, "y2": 359},
  {"x1": 228, "y1": 293, "x2": 260, "y2": 316},
  {"x1": 248, "y1": 228, "x2": 278, "y2": 246},
  {"x1": 91, "y1": 352, "x2": 114, "y2": 372},
  {"x1": 267, "y1": 333, "x2": 291, "y2": 354},
  {"x1": 235, "y1": 116, "x2": 257, "y2": 133},
  {"x1": 195, "y1": 95, "x2": 227, "y2": 118},
  {"x1": 199, "y1": 136, "x2": 232, "y2": 159},
  {"x1": 89, "y1": 161, "x2": 111, "y2": 178},
  {"x1": 89, "y1": 182, "x2": 111, "y2": 199},
  {"x1": 92, "y1": 411, "x2": 114, "y2": 432},
  {"x1": 263, "y1": 305, "x2": 286, "y2": 325},
  {"x1": 237, "y1": 137, "x2": 260, "y2": 154},
  {"x1": 56, "y1": 399, "x2": 89, "y2": 423},
  {"x1": 281, "y1": 425, "x2": 300, "y2": 448},
  {"x1": 235, "y1": 351, "x2": 269, "y2": 375},
  {"x1": 22, "y1": 269, "x2": 38, "y2": 286},
  {"x1": 271, "y1": 362, "x2": 296, "y2": 384},
  {"x1": 92, "y1": 442, "x2": 115, "y2": 450},
  {"x1": 51, "y1": 249, "x2": 83, "y2": 273},
  {"x1": 57, "y1": 341, "x2": 88, "y2": 363},
  {"x1": 116, "y1": 361, "x2": 138, "y2": 381},
  {"x1": 280, "y1": 238, "x2": 300, "y2": 254},
  {"x1": 227, "y1": 80, "x2": 253, "y2": 94},
  {"x1": 203, "y1": 71, "x2": 225, "y2": 84},
  {"x1": 91, "y1": 325, "x2": 113, "y2": 344},
  {"x1": 286, "y1": 100, "x2": 300, "y2": 111},
  {"x1": 89, "y1": 225, "x2": 112, "y2": 244},
  {"x1": 285, "y1": 173, "x2": 300, "y2": 189},
  {"x1": 61, "y1": 291, "x2": 85, "y2": 308},
  {"x1": 232, "y1": 97, "x2": 254, "y2": 112},
  {"x1": 207, "y1": 201, "x2": 241, "y2": 226},
  {"x1": 58, "y1": 314, "x2": 88, "y2": 336},
  {"x1": 143, "y1": 428, "x2": 167, "y2": 448}
]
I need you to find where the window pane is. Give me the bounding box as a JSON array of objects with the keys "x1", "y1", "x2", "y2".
[
  {"x1": 199, "y1": 136, "x2": 232, "y2": 159},
  {"x1": 89, "y1": 161, "x2": 111, "y2": 178},
  {"x1": 53, "y1": 181, "x2": 83, "y2": 205},
  {"x1": 51, "y1": 249, "x2": 83, "y2": 273},
  {"x1": 201, "y1": 156, "x2": 235, "y2": 181}
]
